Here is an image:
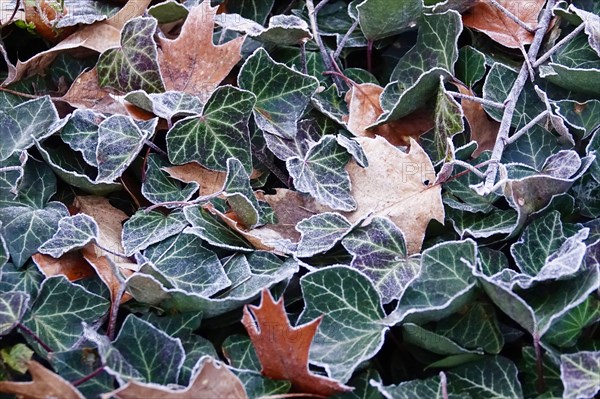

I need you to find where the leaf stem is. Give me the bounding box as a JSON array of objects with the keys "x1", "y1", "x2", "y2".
[
  {"x1": 533, "y1": 333, "x2": 547, "y2": 395},
  {"x1": 440, "y1": 371, "x2": 449, "y2": 399},
  {"x1": 71, "y1": 366, "x2": 105, "y2": 387},
  {"x1": 446, "y1": 91, "x2": 505, "y2": 109},
  {"x1": 479, "y1": 0, "x2": 558, "y2": 194},
  {"x1": 487, "y1": 0, "x2": 537, "y2": 33},
  {"x1": 533, "y1": 23, "x2": 585, "y2": 67},
  {"x1": 94, "y1": 243, "x2": 130, "y2": 260},
  {"x1": 504, "y1": 110, "x2": 548, "y2": 145},
  {"x1": 16, "y1": 323, "x2": 53, "y2": 353},
  {"x1": 106, "y1": 283, "x2": 126, "y2": 340},
  {"x1": 333, "y1": 19, "x2": 359, "y2": 60},
  {"x1": 367, "y1": 39, "x2": 373, "y2": 73}
]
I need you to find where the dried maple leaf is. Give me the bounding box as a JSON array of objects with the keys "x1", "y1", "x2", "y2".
[
  {"x1": 32, "y1": 252, "x2": 96, "y2": 282},
  {"x1": 104, "y1": 357, "x2": 247, "y2": 399},
  {"x1": 0, "y1": 360, "x2": 84, "y2": 399},
  {"x1": 242, "y1": 289, "x2": 351, "y2": 396},
  {"x1": 462, "y1": 0, "x2": 545, "y2": 48},
  {"x1": 455, "y1": 84, "x2": 500, "y2": 157},
  {"x1": 344, "y1": 136, "x2": 444, "y2": 254},
  {"x1": 157, "y1": 2, "x2": 244, "y2": 99},
  {"x1": 344, "y1": 83, "x2": 434, "y2": 146},
  {"x1": 60, "y1": 68, "x2": 129, "y2": 114},
  {"x1": 4, "y1": 0, "x2": 151, "y2": 84}
]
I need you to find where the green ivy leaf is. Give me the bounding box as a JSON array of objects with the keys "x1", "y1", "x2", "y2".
[
  {"x1": 226, "y1": 0, "x2": 274, "y2": 24},
  {"x1": 124, "y1": 91, "x2": 203, "y2": 123},
  {"x1": 141, "y1": 233, "x2": 231, "y2": 296},
  {"x1": 560, "y1": 350, "x2": 600, "y2": 399},
  {"x1": 342, "y1": 217, "x2": 420, "y2": 304},
  {"x1": 356, "y1": 0, "x2": 422, "y2": 41},
  {"x1": 446, "y1": 356, "x2": 523, "y2": 398},
  {"x1": 1, "y1": 343, "x2": 33, "y2": 374},
  {"x1": 0, "y1": 262, "x2": 43, "y2": 298},
  {"x1": 60, "y1": 109, "x2": 103, "y2": 167},
  {"x1": 296, "y1": 212, "x2": 352, "y2": 258},
  {"x1": 456, "y1": 45, "x2": 486, "y2": 87},
  {"x1": 287, "y1": 136, "x2": 355, "y2": 211},
  {"x1": 22, "y1": 276, "x2": 109, "y2": 353},
  {"x1": 97, "y1": 17, "x2": 165, "y2": 93},
  {"x1": 38, "y1": 214, "x2": 99, "y2": 258},
  {"x1": 50, "y1": 348, "x2": 115, "y2": 398},
  {"x1": 223, "y1": 158, "x2": 262, "y2": 228},
  {"x1": 402, "y1": 323, "x2": 482, "y2": 356},
  {"x1": 222, "y1": 334, "x2": 260, "y2": 371},
  {"x1": 141, "y1": 154, "x2": 198, "y2": 205},
  {"x1": 167, "y1": 86, "x2": 255, "y2": 172},
  {"x1": 238, "y1": 48, "x2": 319, "y2": 139},
  {"x1": 122, "y1": 209, "x2": 188, "y2": 256},
  {"x1": 554, "y1": 99, "x2": 600, "y2": 139},
  {"x1": 184, "y1": 205, "x2": 254, "y2": 251},
  {"x1": 544, "y1": 296, "x2": 600, "y2": 348},
  {"x1": 446, "y1": 207, "x2": 518, "y2": 238},
  {"x1": 299, "y1": 266, "x2": 387, "y2": 383},
  {"x1": 0, "y1": 292, "x2": 29, "y2": 336}
]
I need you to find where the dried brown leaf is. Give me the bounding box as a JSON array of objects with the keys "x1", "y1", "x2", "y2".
[
  {"x1": 104, "y1": 357, "x2": 247, "y2": 399},
  {"x1": 345, "y1": 136, "x2": 444, "y2": 254},
  {"x1": 242, "y1": 289, "x2": 351, "y2": 396},
  {"x1": 157, "y1": 2, "x2": 244, "y2": 99},
  {"x1": 31, "y1": 252, "x2": 96, "y2": 282},
  {"x1": 60, "y1": 68, "x2": 128, "y2": 114},
  {"x1": 344, "y1": 83, "x2": 434, "y2": 147},
  {"x1": 0, "y1": 360, "x2": 84, "y2": 399},
  {"x1": 462, "y1": 0, "x2": 545, "y2": 48},
  {"x1": 164, "y1": 163, "x2": 226, "y2": 197},
  {"x1": 455, "y1": 85, "x2": 500, "y2": 157}
]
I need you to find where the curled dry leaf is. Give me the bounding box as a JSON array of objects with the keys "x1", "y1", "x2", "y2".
[
  {"x1": 60, "y1": 68, "x2": 128, "y2": 114},
  {"x1": 242, "y1": 289, "x2": 351, "y2": 396},
  {"x1": 344, "y1": 83, "x2": 434, "y2": 147},
  {"x1": 462, "y1": 0, "x2": 546, "y2": 48},
  {"x1": 157, "y1": 1, "x2": 244, "y2": 100},
  {"x1": 104, "y1": 357, "x2": 247, "y2": 399},
  {"x1": 455, "y1": 84, "x2": 500, "y2": 157},
  {"x1": 32, "y1": 252, "x2": 96, "y2": 282},
  {"x1": 345, "y1": 136, "x2": 444, "y2": 254},
  {"x1": 0, "y1": 360, "x2": 85, "y2": 399},
  {"x1": 164, "y1": 162, "x2": 226, "y2": 197}
]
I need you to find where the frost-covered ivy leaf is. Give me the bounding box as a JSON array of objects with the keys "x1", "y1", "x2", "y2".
[
  {"x1": 184, "y1": 205, "x2": 254, "y2": 251},
  {"x1": 0, "y1": 203, "x2": 69, "y2": 268},
  {"x1": 403, "y1": 323, "x2": 482, "y2": 356},
  {"x1": 446, "y1": 356, "x2": 523, "y2": 398},
  {"x1": 540, "y1": 33, "x2": 600, "y2": 96},
  {"x1": 124, "y1": 91, "x2": 203, "y2": 123},
  {"x1": 147, "y1": 0, "x2": 188, "y2": 25},
  {"x1": 59, "y1": 109, "x2": 103, "y2": 167},
  {"x1": 226, "y1": 0, "x2": 274, "y2": 24},
  {"x1": 0, "y1": 96, "x2": 60, "y2": 161},
  {"x1": 38, "y1": 214, "x2": 98, "y2": 258},
  {"x1": 336, "y1": 135, "x2": 368, "y2": 168},
  {"x1": 0, "y1": 225, "x2": 7, "y2": 268},
  {"x1": 238, "y1": 48, "x2": 319, "y2": 139},
  {"x1": 178, "y1": 336, "x2": 218, "y2": 386},
  {"x1": 386, "y1": 240, "x2": 477, "y2": 325},
  {"x1": 0, "y1": 153, "x2": 25, "y2": 201},
  {"x1": 446, "y1": 207, "x2": 518, "y2": 238},
  {"x1": 554, "y1": 99, "x2": 600, "y2": 139},
  {"x1": 21, "y1": 276, "x2": 109, "y2": 353},
  {"x1": 0, "y1": 262, "x2": 43, "y2": 298},
  {"x1": 263, "y1": 118, "x2": 321, "y2": 161},
  {"x1": 434, "y1": 80, "x2": 464, "y2": 160},
  {"x1": 142, "y1": 154, "x2": 198, "y2": 205},
  {"x1": 142, "y1": 311, "x2": 203, "y2": 339},
  {"x1": 217, "y1": 14, "x2": 312, "y2": 45},
  {"x1": 356, "y1": 0, "x2": 422, "y2": 41},
  {"x1": 223, "y1": 158, "x2": 261, "y2": 228},
  {"x1": 1, "y1": 158, "x2": 56, "y2": 209},
  {"x1": 568, "y1": 4, "x2": 600, "y2": 57},
  {"x1": 456, "y1": 46, "x2": 486, "y2": 87},
  {"x1": 97, "y1": 17, "x2": 165, "y2": 93},
  {"x1": 587, "y1": 129, "x2": 600, "y2": 183},
  {"x1": 377, "y1": 11, "x2": 461, "y2": 124},
  {"x1": 342, "y1": 217, "x2": 420, "y2": 304},
  {"x1": 141, "y1": 233, "x2": 230, "y2": 296},
  {"x1": 167, "y1": 86, "x2": 255, "y2": 172},
  {"x1": 299, "y1": 266, "x2": 387, "y2": 383},
  {"x1": 54, "y1": 0, "x2": 120, "y2": 28},
  {"x1": 222, "y1": 334, "x2": 260, "y2": 372},
  {"x1": 334, "y1": 369, "x2": 381, "y2": 399},
  {"x1": 0, "y1": 292, "x2": 29, "y2": 335},
  {"x1": 234, "y1": 370, "x2": 291, "y2": 398},
  {"x1": 50, "y1": 348, "x2": 115, "y2": 398},
  {"x1": 296, "y1": 212, "x2": 352, "y2": 258},
  {"x1": 544, "y1": 296, "x2": 600, "y2": 348},
  {"x1": 113, "y1": 314, "x2": 185, "y2": 385},
  {"x1": 561, "y1": 351, "x2": 600, "y2": 399},
  {"x1": 122, "y1": 209, "x2": 188, "y2": 256},
  {"x1": 287, "y1": 136, "x2": 355, "y2": 211},
  {"x1": 436, "y1": 302, "x2": 504, "y2": 354},
  {"x1": 95, "y1": 115, "x2": 154, "y2": 183},
  {"x1": 312, "y1": 85, "x2": 348, "y2": 125},
  {"x1": 519, "y1": 346, "x2": 563, "y2": 398},
  {"x1": 501, "y1": 125, "x2": 560, "y2": 171}
]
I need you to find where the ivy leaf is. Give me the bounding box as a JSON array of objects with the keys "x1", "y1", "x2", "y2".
[
  {"x1": 227, "y1": 0, "x2": 274, "y2": 25},
  {"x1": 446, "y1": 207, "x2": 518, "y2": 238},
  {"x1": 21, "y1": 276, "x2": 109, "y2": 352},
  {"x1": 124, "y1": 91, "x2": 203, "y2": 123},
  {"x1": 378, "y1": 11, "x2": 461, "y2": 124},
  {"x1": 554, "y1": 99, "x2": 600, "y2": 139},
  {"x1": 184, "y1": 205, "x2": 254, "y2": 252},
  {"x1": 0, "y1": 292, "x2": 29, "y2": 336},
  {"x1": 0, "y1": 96, "x2": 60, "y2": 161},
  {"x1": 157, "y1": 2, "x2": 243, "y2": 98},
  {"x1": 456, "y1": 46, "x2": 486, "y2": 87},
  {"x1": 223, "y1": 157, "x2": 262, "y2": 228},
  {"x1": 38, "y1": 214, "x2": 99, "y2": 258},
  {"x1": 216, "y1": 14, "x2": 312, "y2": 46},
  {"x1": 242, "y1": 289, "x2": 351, "y2": 396},
  {"x1": 112, "y1": 314, "x2": 185, "y2": 385},
  {"x1": 50, "y1": 348, "x2": 114, "y2": 398},
  {"x1": 296, "y1": 212, "x2": 352, "y2": 258},
  {"x1": 544, "y1": 296, "x2": 600, "y2": 348},
  {"x1": 356, "y1": 0, "x2": 422, "y2": 41},
  {"x1": 299, "y1": 266, "x2": 387, "y2": 383},
  {"x1": 141, "y1": 154, "x2": 198, "y2": 205},
  {"x1": 402, "y1": 323, "x2": 482, "y2": 356},
  {"x1": 222, "y1": 335, "x2": 260, "y2": 371},
  {"x1": 560, "y1": 351, "x2": 600, "y2": 399},
  {"x1": 141, "y1": 233, "x2": 231, "y2": 296},
  {"x1": 96, "y1": 115, "x2": 154, "y2": 183},
  {"x1": 97, "y1": 17, "x2": 165, "y2": 93},
  {"x1": 342, "y1": 217, "x2": 420, "y2": 304},
  {"x1": 287, "y1": 136, "x2": 355, "y2": 211},
  {"x1": 167, "y1": 86, "x2": 255, "y2": 172},
  {"x1": 122, "y1": 209, "x2": 188, "y2": 256},
  {"x1": 386, "y1": 240, "x2": 477, "y2": 325},
  {"x1": 446, "y1": 356, "x2": 524, "y2": 398},
  {"x1": 238, "y1": 48, "x2": 319, "y2": 139},
  {"x1": 60, "y1": 109, "x2": 103, "y2": 167}
]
